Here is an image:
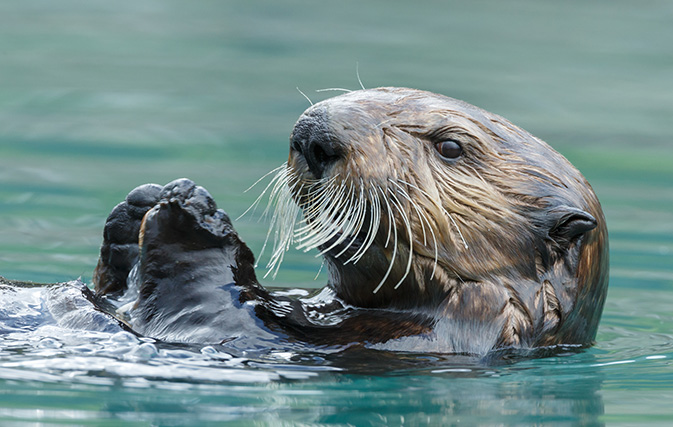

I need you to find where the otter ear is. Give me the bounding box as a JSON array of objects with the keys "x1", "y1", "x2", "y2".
[{"x1": 548, "y1": 206, "x2": 597, "y2": 246}]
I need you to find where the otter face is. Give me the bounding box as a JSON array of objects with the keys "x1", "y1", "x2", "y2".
[{"x1": 268, "y1": 88, "x2": 607, "y2": 344}]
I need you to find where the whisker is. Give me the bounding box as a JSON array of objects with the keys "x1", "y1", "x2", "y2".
[
  {"x1": 237, "y1": 163, "x2": 287, "y2": 221},
  {"x1": 356, "y1": 62, "x2": 366, "y2": 90},
  {"x1": 243, "y1": 163, "x2": 287, "y2": 194},
  {"x1": 464, "y1": 164, "x2": 488, "y2": 185},
  {"x1": 447, "y1": 212, "x2": 469, "y2": 250},
  {"x1": 334, "y1": 183, "x2": 367, "y2": 258},
  {"x1": 314, "y1": 182, "x2": 358, "y2": 256},
  {"x1": 296, "y1": 179, "x2": 349, "y2": 250},
  {"x1": 314, "y1": 259, "x2": 325, "y2": 280},
  {"x1": 451, "y1": 267, "x2": 465, "y2": 284},
  {"x1": 376, "y1": 118, "x2": 394, "y2": 129},
  {"x1": 345, "y1": 184, "x2": 380, "y2": 265},
  {"x1": 389, "y1": 179, "x2": 439, "y2": 280},
  {"x1": 264, "y1": 178, "x2": 302, "y2": 277},
  {"x1": 260, "y1": 171, "x2": 300, "y2": 272},
  {"x1": 256, "y1": 162, "x2": 460, "y2": 286},
  {"x1": 380, "y1": 185, "x2": 394, "y2": 248},
  {"x1": 399, "y1": 179, "x2": 469, "y2": 250},
  {"x1": 294, "y1": 177, "x2": 339, "y2": 236},
  {"x1": 296, "y1": 87, "x2": 314, "y2": 106},
  {"x1": 388, "y1": 180, "x2": 426, "y2": 244},
  {"x1": 318, "y1": 183, "x2": 361, "y2": 256},
  {"x1": 254, "y1": 168, "x2": 293, "y2": 267},
  {"x1": 316, "y1": 88, "x2": 353, "y2": 93},
  {"x1": 413, "y1": 202, "x2": 439, "y2": 279},
  {"x1": 373, "y1": 186, "x2": 398, "y2": 294},
  {"x1": 387, "y1": 189, "x2": 414, "y2": 290},
  {"x1": 262, "y1": 168, "x2": 293, "y2": 218}
]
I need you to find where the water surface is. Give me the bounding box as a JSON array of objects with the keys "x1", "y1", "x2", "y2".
[{"x1": 1, "y1": 0, "x2": 672, "y2": 424}]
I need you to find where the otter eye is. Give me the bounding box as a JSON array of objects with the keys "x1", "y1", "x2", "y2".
[{"x1": 435, "y1": 140, "x2": 462, "y2": 160}]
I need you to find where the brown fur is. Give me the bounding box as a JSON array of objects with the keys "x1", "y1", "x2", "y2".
[
  {"x1": 285, "y1": 87, "x2": 609, "y2": 350},
  {"x1": 87, "y1": 88, "x2": 608, "y2": 355}
]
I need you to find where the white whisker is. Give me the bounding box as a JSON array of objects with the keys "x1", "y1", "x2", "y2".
[
  {"x1": 380, "y1": 185, "x2": 394, "y2": 248},
  {"x1": 345, "y1": 184, "x2": 380, "y2": 265},
  {"x1": 387, "y1": 189, "x2": 413, "y2": 290},
  {"x1": 447, "y1": 212, "x2": 469, "y2": 250},
  {"x1": 264, "y1": 174, "x2": 302, "y2": 277},
  {"x1": 318, "y1": 182, "x2": 359, "y2": 256},
  {"x1": 373, "y1": 186, "x2": 398, "y2": 294},
  {"x1": 314, "y1": 259, "x2": 325, "y2": 280},
  {"x1": 243, "y1": 164, "x2": 287, "y2": 194},
  {"x1": 253, "y1": 167, "x2": 293, "y2": 267},
  {"x1": 388, "y1": 180, "x2": 426, "y2": 244},
  {"x1": 314, "y1": 182, "x2": 357, "y2": 256},
  {"x1": 334, "y1": 183, "x2": 367, "y2": 258},
  {"x1": 237, "y1": 164, "x2": 288, "y2": 221},
  {"x1": 376, "y1": 118, "x2": 394, "y2": 129},
  {"x1": 399, "y1": 179, "x2": 469, "y2": 250},
  {"x1": 253, "y1": 160, "x2": 461, "y2": 287},
  {"x1": 414, "y1": 203, "x2": 438, "y2": 279},
  {"x1": 296, "y1": 179, "x2": 349, "y2": 251},
  {"x1": 263, "y1": 168, "x2": 291, "y2": 217},
  {"x1": 356, "y1": 62, "x2": 366, "y2": 90},
  {"x1": 294, "y1": 178, "x2": 339, "y2": 236},
  {"x1": 316, "y1": 88, "x2": 352, "y2": 93},
  {"x1": 389, "y1": 179, "x2": 439, "y2": 280},
  {"x1": 296, "y1": 87, "x2": 314, "y2": 106}
]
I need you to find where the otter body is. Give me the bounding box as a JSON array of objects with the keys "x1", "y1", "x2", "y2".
[{"x1": 4, "y1": 88, "x2": 609, "y2": 357}]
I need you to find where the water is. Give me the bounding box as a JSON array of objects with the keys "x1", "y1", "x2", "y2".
[{"x1": 1, "y1": 0, "x2": 672, "y2": 424}]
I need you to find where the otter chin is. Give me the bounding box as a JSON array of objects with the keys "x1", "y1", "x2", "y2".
[{"x1": 15, "y1": 87, "x2": 608, "y2": 357}]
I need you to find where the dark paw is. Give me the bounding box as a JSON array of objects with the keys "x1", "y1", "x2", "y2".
[
  {"x1": 93, "y1": 183, "x2": 162, "y2": 296},
  {"x1": 129, "y1": 179, "x2": 262, "y2": 342},
  {"x1": 142, "y1": 178, "x2": 234, "y2": 244}
]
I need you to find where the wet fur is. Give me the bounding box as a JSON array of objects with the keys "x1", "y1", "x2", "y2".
[{"x1": 89, "y1": 87, "x2": 608, "y2": 355}]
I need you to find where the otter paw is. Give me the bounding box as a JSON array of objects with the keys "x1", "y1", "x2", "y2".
[
  {"x1": 93, "y1": 183, "x2": 162, "y2": 296},
  {"x1": 141, "y1": 178, "x2": 234, "y2": 247},
  {"x1": 129, "y1": 179, "x2": 263, "y2": 343}
]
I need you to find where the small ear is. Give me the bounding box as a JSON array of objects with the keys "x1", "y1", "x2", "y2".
[{"x1": 548, "y1": 206, "x2": 597, "y2": 246}]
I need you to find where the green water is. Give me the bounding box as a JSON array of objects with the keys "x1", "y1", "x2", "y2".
[{"x1": 1, "y1": 0, "x2": 672, "y2": 424}]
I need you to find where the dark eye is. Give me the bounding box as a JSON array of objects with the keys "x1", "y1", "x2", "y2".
[{"x1": 435, "y1": 140, "x2": 462, "y2": 160}]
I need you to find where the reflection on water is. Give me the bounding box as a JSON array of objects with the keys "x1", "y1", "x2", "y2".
[
  {"x1": 1, "y1": 0, "x2": 672, "y2": 424},
  {"x1": 0, "y1": 368, "x2": 607, "y2": 425},
  {"x1": 0, "y1": 290, "x2": 613, "y2": 425}
]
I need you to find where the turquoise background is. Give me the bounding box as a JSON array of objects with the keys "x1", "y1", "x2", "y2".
[{"x1": 1, "y1": 0, "x2": 672, "y2": 424}]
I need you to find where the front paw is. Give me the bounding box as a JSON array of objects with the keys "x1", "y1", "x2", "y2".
[
  {"x1": 93, "y1": 183, "x2": 161, "y2": 296},
  {"x1": 140, "y1": 178, "x2": 235, "y2": 248}
]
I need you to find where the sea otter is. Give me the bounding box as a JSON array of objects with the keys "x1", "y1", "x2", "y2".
[{"x1": 4, "y1": 88, "x2": 609, "y2": 356}]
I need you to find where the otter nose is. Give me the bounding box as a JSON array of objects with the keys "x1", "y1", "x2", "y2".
[{"x1": 290, "y1": 111, "x2": 342, "y2": 180}]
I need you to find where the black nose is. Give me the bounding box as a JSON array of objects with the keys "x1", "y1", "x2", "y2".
[{"x1": 290, "y1": 110, "x2": 342, "y2": 180}]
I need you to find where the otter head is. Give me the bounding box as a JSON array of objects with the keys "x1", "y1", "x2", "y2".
[{"x1": 271, "y1": 87, "x2": 608, "y2": 346}]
